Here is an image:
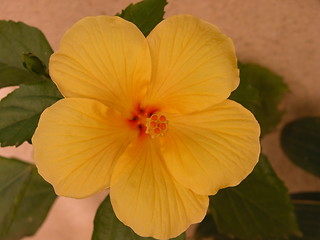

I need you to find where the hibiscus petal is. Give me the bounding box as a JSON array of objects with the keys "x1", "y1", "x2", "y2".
[
  {"x1": 110, "y1": 138, "x2": 208, "y2": 240},
  {"x1": 32, "y1": 98, "x2": 138, "y2": 198},
  {"x1": 50, "y1": 16, "x2": 151, "y2": 117},
  {"x1": 162, "y1": 100, "x2": 260, "y2": 195},
  {"x1": 144, "y1": 15, "x2": 239, "y2": 113}
]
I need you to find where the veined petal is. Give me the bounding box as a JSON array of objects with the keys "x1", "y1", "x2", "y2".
[
  {"x1": 32, "y1": 98, "x2": 138, "y2": 198},
  {"x1": 162, "y1": 100, "x2": 260, "y2": 195},
  {"x1": 143, "y1": 15, "x2": 239, "y2": 113},
  {"x1": 110, "y1": 138, "x2": 208, "y2": 240},
  {"x1": 50, "y1": 16, "x2": 151, "y2": 117}
]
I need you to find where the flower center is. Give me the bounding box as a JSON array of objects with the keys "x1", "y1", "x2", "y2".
[
  {"x1": 128, "y1": 107, "x2": 168, "y2": 139},
  {"x1": 145, "y1": 113, "x2": 168, "y2": 138}
]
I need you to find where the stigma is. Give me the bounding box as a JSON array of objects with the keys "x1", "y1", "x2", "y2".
[{"x1": 145, "y1": 113, "x2": 168, "y2": 138}]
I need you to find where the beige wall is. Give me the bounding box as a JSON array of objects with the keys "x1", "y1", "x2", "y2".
[{"x1": 1, "y1": 0, "x2": 320, "y2": 239}]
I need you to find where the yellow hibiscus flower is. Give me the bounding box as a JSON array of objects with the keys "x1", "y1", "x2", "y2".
[{"x1": 32, "y1": 15, "x2": 260, "y2": 239}]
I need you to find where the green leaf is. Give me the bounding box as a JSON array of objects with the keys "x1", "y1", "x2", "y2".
[
  {"x1": 0, "y1": 156, "x2": 56, "y2": 240},
  {"x1": 23, "y1": 53, "x2": 48, "y2": 77},
  {"x1": 0, "y1": 63, "x2": 40, "y2": 88},
  {"x1": 0, "y1": 20, "x2": 53, "y2": 88},
  {"x1": 0, "y1": 80, "x2": 62, "y2": 147},
  {"x1": 210, "y1": 154, "x2": 300, "y2": 240},
  {"x1": 117, "y1": 0, "x2": 167, "y2": 36},
  {"x1": 92, "y1": 196, "x2": 186, "y2": 240},
  {"x1": 281, "y1": 117, "x2": 320, "y2": 178},
  {"x1": 195, "y1": 214, "x2": 218, "y2": 240},
  {"x1": 291, "y1": 192, "x2": 320, "y2": 240},
  {"x1": 230, "y1": 62, "x2": 288, "y2": 136},
  {"x1": 195, "y1": 214, "x2": 236, "y2": 240}
]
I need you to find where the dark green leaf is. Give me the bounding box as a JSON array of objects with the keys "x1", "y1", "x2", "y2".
[
  {"x1": 92, "y1": 196, "x2": 186, "y2": 240},
  {"x1": 230, "y1": 62, "x2": 288, "y2": 136},
  {"x1": 0, "y1": 63, "x2": 40, "y2": 88},
  {"x1": 117, "y1": 0, "x2": 167, "y2": 36},
  {"x1": 23, "y1": 53, "x2": 48, "y2": 77},
  {"x1": 0, "y1": 20, "x2": 53, "y2": 87},
  {"x1": 210, "y1": 154, "x2": 300, "y2": 240},
  {"x1": 195, "y1": 214, "x2": 218, "y2": 240},
  {"x1": 195, "y1": 214, "x2": 236, "y2": 240},
  {"x1": 292, "y1": 192, "x2": 320, "y2": 201},
  {"x1": 0, "y1": 156, "x2": 56, "y2": 240},
  {"x1": 0, "y1": 80, "x2": 62, "y2": 147},
  {"x1": 291, "y1": 192, "x2": 320, "y2": 240},
  {"x1": 281, "y1": 117, "x2": 320, "y2": 178}
]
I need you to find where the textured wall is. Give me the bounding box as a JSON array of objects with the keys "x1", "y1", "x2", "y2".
[{"x1": 1, "y1": 0, "x2": 320, "y2": 239}]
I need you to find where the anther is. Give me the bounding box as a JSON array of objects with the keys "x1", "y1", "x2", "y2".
[
  {"x1": 154, "y1": 128, "x2": 161, "y2": 134},
  {"x1": 159, "y1": 115, "x2": 166, "y2": 122},
  {"x1": 145, "y1": 113, "x2": 168, "y2": 138},
  {"x1": 150, "y1": 121, "x2": 157, "y2": 128}
]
